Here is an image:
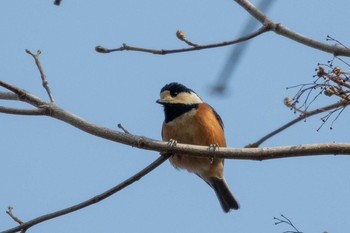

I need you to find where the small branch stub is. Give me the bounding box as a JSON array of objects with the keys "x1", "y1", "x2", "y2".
[
  {"x1": 176, "y1": 30, "x2": 200, "y2": 47},
  {"x1": 6, "y1": 206, "x2": 24, "y2": 225},
  {"x1": 25, "y1": 49, "x2": 55, "y2": 103},
  {"x1": 117, "y1": 123, "x2": 131, "y2": 134}
]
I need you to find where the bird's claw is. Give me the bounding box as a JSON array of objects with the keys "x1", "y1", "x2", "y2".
[
  {"x1": 209, "y1": 144, "x2": 219, "y2": 152},
  {"x1": 208, "y1": 144, "x2": 219, "y2": 164},
  {"x1": 161, "y1": 139, "x2": 178, "y2": 157},
  {"x1": 167, "y1": 139, "x2": 177, "y2": 149}
]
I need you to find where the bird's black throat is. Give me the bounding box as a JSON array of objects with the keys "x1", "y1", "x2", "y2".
[{"x1": 161, "y1": 103, "x2": 198, "y2": 123}]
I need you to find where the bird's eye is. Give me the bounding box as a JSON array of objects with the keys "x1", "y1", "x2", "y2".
[{"x1": 170, "y1": 91, "x2": 178, "y2": 97}]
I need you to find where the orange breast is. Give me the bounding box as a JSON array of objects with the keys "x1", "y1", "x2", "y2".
[{"x1": 162, "y1": 103, "x2": 226, "y2": 179}]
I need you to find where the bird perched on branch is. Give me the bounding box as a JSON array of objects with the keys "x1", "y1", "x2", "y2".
[{"x1": 156, "y1": 82, "x2": 239, "y2": 212}]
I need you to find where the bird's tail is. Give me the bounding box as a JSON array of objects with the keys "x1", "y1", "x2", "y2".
[{"x1": 209, "y1": 177, "x2": 239, "y2": 212}]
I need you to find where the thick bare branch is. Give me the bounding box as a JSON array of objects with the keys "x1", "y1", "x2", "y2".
[
  {"x1": 95, "y1": 25, "x2": 269, "y2": 55},
  {"x1": 1, "y1": 80, "x2": 350, "y2": 160},
  {"x1": 233, "y1": 0, "x2": 350, "y2": 56},
  {"x1": 2, "y1": 155, "x2": 169, "y2": 233}
]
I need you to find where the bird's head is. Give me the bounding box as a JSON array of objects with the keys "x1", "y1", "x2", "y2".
[{"x1": 156, "y1": 82, "x2": 202, "y2": 105}]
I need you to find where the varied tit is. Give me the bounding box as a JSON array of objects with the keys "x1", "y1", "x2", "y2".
[{"x1": 156, "y1": 82, "x2": 239, "y2": 212}]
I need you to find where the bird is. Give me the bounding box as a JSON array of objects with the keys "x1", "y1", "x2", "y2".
[{"x1": 156, "y1": 82, "x2": 239, "y2": 212}]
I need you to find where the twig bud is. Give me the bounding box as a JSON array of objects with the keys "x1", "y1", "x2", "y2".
[
  {"x1": 176, "y1": 30, "x2": 186, "y2": 41},
  {"x1": 317, "y1": 66, "x2": 326, "y2": 77},
  {"x1": 324, "y1": 86, "x2": 337, "y2": 96},
  {"x1": 333, "y1": 66, "x2": 341, "y2": 76},
  {"x1": 283, "y1": 97, "x2": 293, "y2": 107},
  {"x1": 95, "y1": 46, "x2": 110, "y2": 53}
]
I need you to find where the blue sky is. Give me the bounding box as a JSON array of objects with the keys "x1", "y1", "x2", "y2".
[{"x1": 1, "y1": 1, "x2": 350, "y2": 233}]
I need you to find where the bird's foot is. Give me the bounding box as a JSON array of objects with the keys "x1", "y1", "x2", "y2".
[
  {"x1": 208, "y1": 143, "x2": 219, "y2": 164},
  {"x1": 161, "y1": 139, "x2": 177, "y2": 157},
  {"x1": 167, "y1": 139, "x2": 177, "y2": 149}
]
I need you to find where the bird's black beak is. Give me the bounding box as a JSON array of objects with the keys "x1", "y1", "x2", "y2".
[{"x1": 156, "y1": 99, "x2": 168, "y2": 105}]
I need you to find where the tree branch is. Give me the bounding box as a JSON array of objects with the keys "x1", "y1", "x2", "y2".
[
  {"x1": 1, "y1": 155, "x2": 169, "y2": 233},
  {"x1": 6, "y1": 206, "x2": 24, "y2": 226},
  {"x1": 25, "y1": 49, "x2": 55, "y2": 103},
  {"x1": 1, "y1": 79, "x2": 350, "y2": 160},
  {"x1": 0, "y1": 106, "x2": 46, "y2": 115},
  {"x1": 233, "y1": 0, "x2": 350, "y2": 56},
  {"x1": 95, "y1": 0, "x2": 350, "y2": 57},
  {"x1": 246, "y1": 100, "x2": 350, "y2": 148},
  {"x1": 0, "y1": 91, "x2": 19, "y2": 100},
  {"x1": 95, "y1": 25, "x2": 270, "y2": 55},
  {"x1": 274, "y1": 214, "x2": 302, "y2": 233},
  {"x1": 0, "y1": 80, "x2": 49, "y2": 107}
]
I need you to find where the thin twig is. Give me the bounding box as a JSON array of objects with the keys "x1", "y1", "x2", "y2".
[
  {"x1": 284, "y1": 63, "x2": 350, "y2": 130},
  {"x1": 1, "y1": 155, "x2": 169, "y2": 233},
  {"x1": 327, "y1": 35, "x2": 349, "y2": 50},
  {"x1": 334, "y1": 56, "x2": 350, "y2": 67},
  {"x1": 95, "y1": 25, "x2": 270, "y2": 55},
  {"x1": 6, "y1": 206, "x2": 24, "y2": 225},
  {"x1": 274, "y1": 214, "x2": 302, "y2": 233},
  {"x1": 330, "y1": 105, "x2": 346, "y2": 129},
  {"x1": 117, "y1": 123, "x2": 131, "y2": 134},
  {"x1": 246, "y1": 100, "x2": 350, "y2": 148},
  {"x1": 284, "y1": 97, "x2": 305, "y2": 114},
  {"x1": 25, "y1": 50, "x2": 55, "y2": 103},
  {"x1": 318, "y1": 105, "x2": 346, "y2": 131},
  {"x1": 176, "y1": 30, "x2": 201, "y2": 47},
  {"x1": 0, "y1": 106, "x2": 46, "y2": 115}
]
